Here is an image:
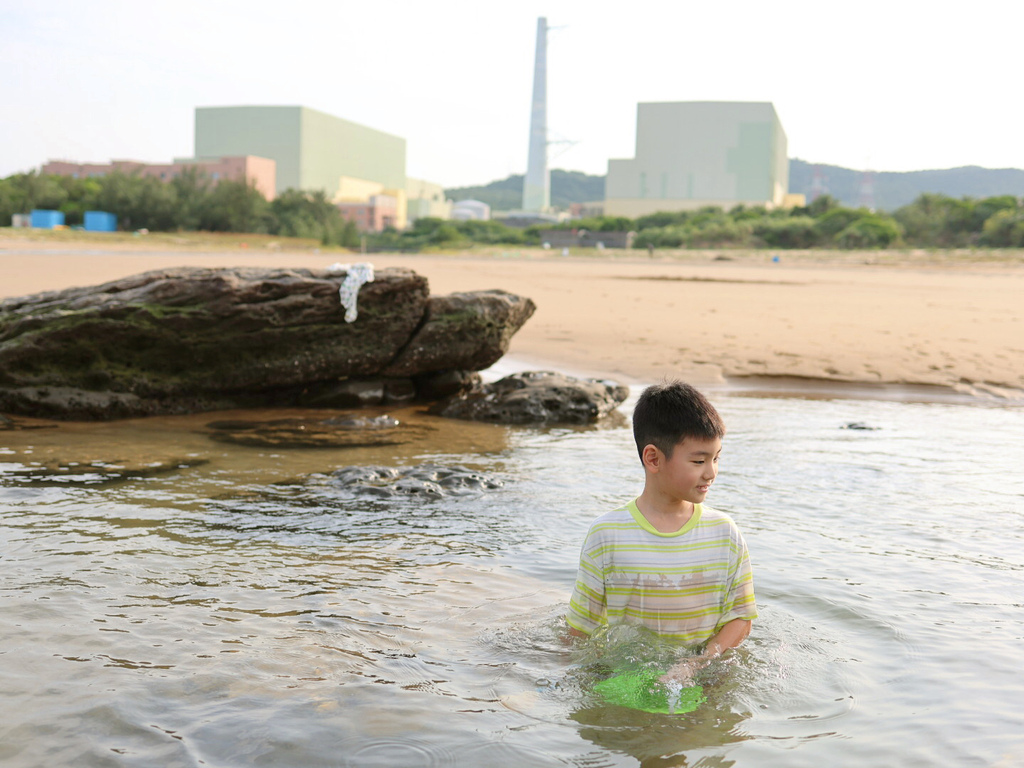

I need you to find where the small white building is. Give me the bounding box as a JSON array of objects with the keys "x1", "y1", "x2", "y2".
[{"x1": 451, "y1": 199, "x2": 491, "y2": 221}]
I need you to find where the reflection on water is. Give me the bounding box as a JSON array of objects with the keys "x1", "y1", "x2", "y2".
[{"x1": 2, "y1": 392, "x2": 1023, "y2": 767}]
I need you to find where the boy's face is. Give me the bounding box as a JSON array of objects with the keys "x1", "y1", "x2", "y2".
[{"x1": 652, "y1": 436, "x2": 722, "y2": 505}]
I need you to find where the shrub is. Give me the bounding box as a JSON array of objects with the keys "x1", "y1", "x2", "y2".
[
  {"x1": 752, "y1": 216, "x2": 820, "y2": 248},
  {"x1": 834, "y1": 215, "x2": 902, "y2": 249},
  {"x1": 814, "y1": 208, "x2": 864, "y2": 239},
  {"x1": 979, "y1": 209, "x2": 1024, "y2": 247},
  {"x1": 635, "y1": 210, "x2": 689, "y2": 230},
  {"x1": 686, "y1": 219, "x2": 753, "y2": 247}
]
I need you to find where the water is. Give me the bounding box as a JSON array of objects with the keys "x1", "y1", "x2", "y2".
[{"x1": 2, "y1": 383, "x2": 1023, "y2": 767}]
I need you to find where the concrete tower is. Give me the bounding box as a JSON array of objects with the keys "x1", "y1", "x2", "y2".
[{"x1": 522, "y1": 17, "x2": 549, "y2": 212}]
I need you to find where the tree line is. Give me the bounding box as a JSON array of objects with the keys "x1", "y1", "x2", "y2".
[
  {"x1": 373, "y1": 193, "x2": 1024, "y2": 251},
  {"x1": 0, "y1": 169, "x2": 360, "y2": 247},
  {"x1": 556, "y1": 193, "x2": 1024, "y2": 249},
  {"x1": 3, "y1": 169, "x2": 1023, "y2": 250}
]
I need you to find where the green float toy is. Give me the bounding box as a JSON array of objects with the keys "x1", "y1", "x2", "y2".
[{"x1": 593, "y1": 668, "x2": 706, "y2": 715}]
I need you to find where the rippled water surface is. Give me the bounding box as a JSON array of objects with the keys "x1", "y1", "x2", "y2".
[{"x1": 2, "y1": 383, "x2": 1023, "y2": 767}]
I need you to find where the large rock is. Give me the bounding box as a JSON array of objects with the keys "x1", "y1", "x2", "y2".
[
  {"x1": 0, "y1": 266, "x2": 534, "y2": 420},
  {"x1": 430, "y1": 371, "x2": 629, "y2": 424},
  {"x1": 383, "y1": 290, "x2": 536, "y2": 376}
]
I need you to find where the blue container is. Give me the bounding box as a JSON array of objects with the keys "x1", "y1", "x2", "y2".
[
  {"x1": 84, "y1": 211, "x2": 117, "y2": 232},
  {"x1": 30, "y1": 209, "x2": 65, "y2": 229}
]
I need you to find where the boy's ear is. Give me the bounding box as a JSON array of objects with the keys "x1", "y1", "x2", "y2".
[{"x1": 641, "y1": 444, "x2": 661, "y2": 471}]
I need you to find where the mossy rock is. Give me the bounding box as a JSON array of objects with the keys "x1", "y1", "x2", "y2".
[
  {"x1": 0, "y1": 266, "x2": 425, "y2": 418},
  {"x1": 0, "y1": 267, "x2": 536, "y2": 421}
]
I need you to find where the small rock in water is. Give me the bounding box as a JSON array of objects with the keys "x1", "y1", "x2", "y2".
[
  {"x1": 324, "y1": 463, "x2": 503, "y2": 498},
  {"x1": 430, "y1": 371, "x2": 629, "y2": 425},
  {"x1": 330, "y1": 466, "x2": 401, "y2": 484},
  {"x1": 840, "y1": 422, "x2": 880, "y2": 431},
  {"x1": 321, "y1": 415, "x2": 400, "y2": 430}
]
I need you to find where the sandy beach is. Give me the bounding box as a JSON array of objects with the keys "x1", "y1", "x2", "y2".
[{"x1": 2, "y1": 233, "x2": 1022, "y2": 402}]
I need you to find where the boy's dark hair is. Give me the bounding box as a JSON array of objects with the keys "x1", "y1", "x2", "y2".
[{"x1": 632, "y1": 381, "x2": 726, "y2": 460}]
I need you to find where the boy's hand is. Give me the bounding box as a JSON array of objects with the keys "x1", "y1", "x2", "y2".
[
  {"x1": 659, "y1": 658, "x2": 705, "y2": 685},
  {"x1": 658, "y1": 618, "x2": 752, "y2": 685}
]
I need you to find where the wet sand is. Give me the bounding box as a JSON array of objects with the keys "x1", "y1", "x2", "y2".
[{"x1": 2, "y1": 235, "x2": 1022, "y2": 402}]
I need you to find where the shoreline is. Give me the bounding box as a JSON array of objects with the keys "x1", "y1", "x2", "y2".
[
  {"x1": 2, "y1": 235, "x2": 1023, "y2": 407},
  {"x1": 496, "y1": 353, "x2": 1008, "y2": 407}
]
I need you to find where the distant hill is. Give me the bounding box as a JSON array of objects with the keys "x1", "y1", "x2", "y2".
[
  {"x1": 449, "y1": 162, "x2": 1024, "y2": 213},
  {"x1": 445, "y1": 169, "x2": 605, "y2": 211},
  {"x1": 789, "y1": 159, "x2": 1024, "y2": 210}
]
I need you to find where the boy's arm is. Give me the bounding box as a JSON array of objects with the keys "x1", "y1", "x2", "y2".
[
  {"x1": 702, "y1": 617, "x2": 751, "y2": 658},
  {"x1": 660, "y1": 618, "x2": 751, "y2": 684}
]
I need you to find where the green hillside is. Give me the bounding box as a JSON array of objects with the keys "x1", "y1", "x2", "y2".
[
  {"x1": 781, "y1": 160, "x2": 1024, "y2": 211},
  {"x1": 445, "y1": 169, "x2": 604, "y2": 211},
  {"x1": 448, "y1": 163, "x2": 1024, "y2": 212}
]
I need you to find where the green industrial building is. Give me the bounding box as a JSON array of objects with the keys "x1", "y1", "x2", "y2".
[
  {"x1": 194, "y1": 106, "x2": 406, "y2": 198},
  {"x1": 605, "y1": 102, "x2": 790, "y2": 217}
]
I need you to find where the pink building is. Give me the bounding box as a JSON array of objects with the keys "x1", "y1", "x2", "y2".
[
  {"x1": 42, "y1": 156, "x2": 277, "y2": 200},
  {"x1": 336, "y1": 194, "x2": 398, "y2": 232}
]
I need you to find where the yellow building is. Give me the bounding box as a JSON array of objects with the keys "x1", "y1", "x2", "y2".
[{"x1": 405, "y1": 178, "x2": 453, "y2": 223}]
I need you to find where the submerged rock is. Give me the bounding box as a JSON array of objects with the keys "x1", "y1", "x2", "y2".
[
  {"x1": 204, "y1": 414, "x2": 433, "y2": 449},
  {"x1": 0, "y1": 266, "x2": 534, "y2": 420},
  {"x1": 321, "y1": 464, "x2": 504, "y2": 498},
  {"x1": 430, "y1": 371, "x2": 629, "y2": 425},
  {"x1": 0, "y1": 413, "x2": 55, "y2": 431},
  {"x1": 413, "y1": 370, "x2": 482, "y2": 401},
  {"x1": 322, "y1": 414, "x2": 401, "y2": 429},
  {"x1": 2, "y1": 457, "x2": 209, "y2": 486}
]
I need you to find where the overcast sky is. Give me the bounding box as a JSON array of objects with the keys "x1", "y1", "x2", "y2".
[{"x1": 2, "y1": 0, "x2": 1022, "y2": 188}]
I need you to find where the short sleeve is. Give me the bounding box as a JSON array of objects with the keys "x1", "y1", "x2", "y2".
[
  {"x1": 566, "y1": 534, "x2": 607, "y2": 635},
  {"x1": 716, "y1": 530, "x2": 757, "y2": 629}
]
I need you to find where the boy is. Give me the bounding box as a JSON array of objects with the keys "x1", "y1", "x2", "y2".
[{"x1": 566, "y1": 381, "x2": 756, "y2": 683}]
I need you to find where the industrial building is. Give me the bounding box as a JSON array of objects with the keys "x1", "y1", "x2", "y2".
[
  {"x1": 336, "y1": 195, "x2": 399, "y2": 232},
  {"x1": 41, "y1": 105, "x2": 450, "y2": 232},
  {"x1": 194, "y1": 105, "x2": 416, "y2": 228},
  {"x1": 42, "y1": 156, "x2": 277, "y2": 200},
  {"x1": 605, "y1": 102, "x2": 791, "y2": 217},
  {"x1": 405, "y1": 178, "x2": 453, "y2": 222}
]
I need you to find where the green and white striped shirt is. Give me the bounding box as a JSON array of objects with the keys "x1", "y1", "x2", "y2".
[{"x1": 567, "y1": 499, "x2": 757, "y2": 645}]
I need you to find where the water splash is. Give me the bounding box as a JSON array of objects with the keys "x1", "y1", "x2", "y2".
[{"x1": 665, "y1": 679, "x2": 683, "y2": 715}]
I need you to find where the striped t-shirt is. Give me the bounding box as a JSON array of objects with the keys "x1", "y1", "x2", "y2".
[{"x1": 566, "y1": 499, "x2": 757, "y2": 645}]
